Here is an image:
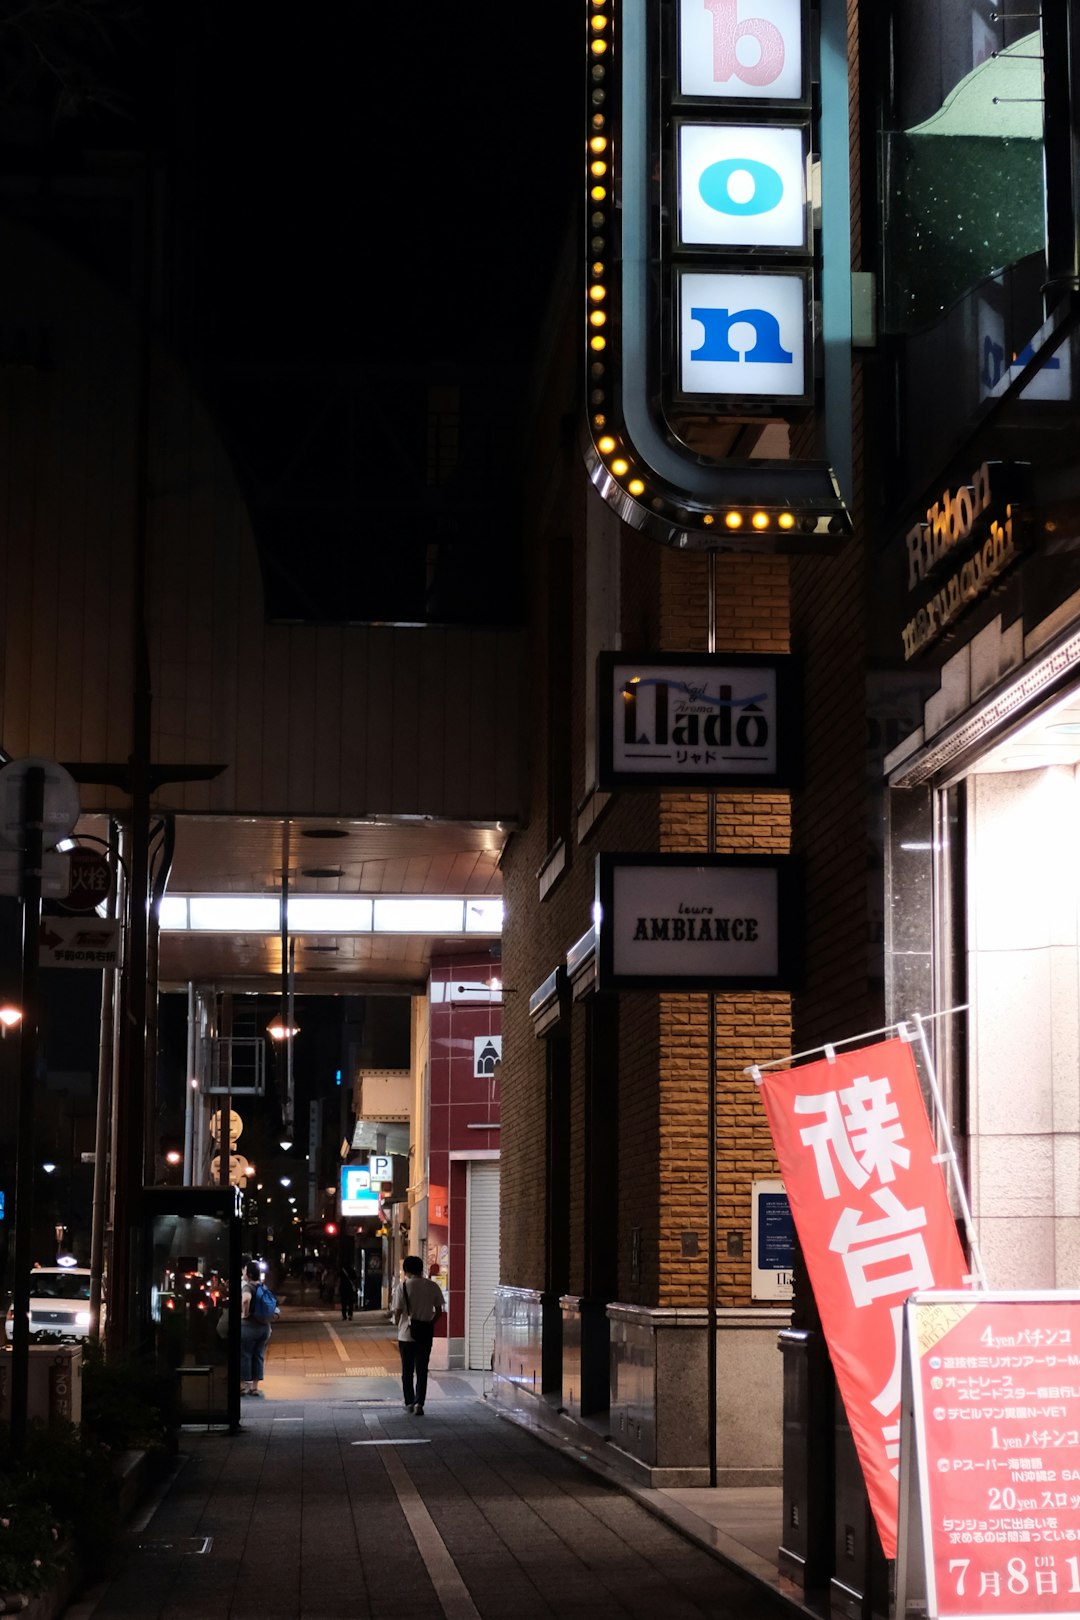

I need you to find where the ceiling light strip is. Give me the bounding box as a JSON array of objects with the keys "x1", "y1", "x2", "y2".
[{"x1": 157, "y1": 896, "x2": 503, "y2": 936}]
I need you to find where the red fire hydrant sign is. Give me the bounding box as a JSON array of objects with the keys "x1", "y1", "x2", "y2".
[{"x1": 900, "y1": 1292, "x2": 1080, "y2": 1620}]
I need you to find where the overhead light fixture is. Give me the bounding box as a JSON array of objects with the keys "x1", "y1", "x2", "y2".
[
  {"x1": 0, "y1": 1006, "x2": 22, "y2": 1031},
  {"x1": 280, "y1": 1137, "x2": 293, "y2": 1152},
  {"x1": 42, "y1": 1162, "x2": 56, "y2": 1174}
]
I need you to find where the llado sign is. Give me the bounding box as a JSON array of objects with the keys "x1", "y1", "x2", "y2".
[
  {"x1": 595, "y1": 854, "x2": 800, "y2": 991},
  {"x1": 679, "y1": 0, "x2": 806, "y2": 102},
  {"x1": 597, "y1": 652, "x2": 798, "y2": 788}
]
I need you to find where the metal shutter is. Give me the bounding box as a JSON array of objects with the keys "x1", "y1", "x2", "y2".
[{"x1": 465, "y1": 1160, "x2": 500, "y2": 1371}]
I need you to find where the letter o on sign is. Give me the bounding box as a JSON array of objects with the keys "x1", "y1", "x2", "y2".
[{"x1": 700, "y1": 157, "x2": 784, "y2": 216}]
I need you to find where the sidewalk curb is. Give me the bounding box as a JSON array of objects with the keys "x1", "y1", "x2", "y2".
[{"x1": 490, "y1": 1395, "x2": 822, "y2": 1620}]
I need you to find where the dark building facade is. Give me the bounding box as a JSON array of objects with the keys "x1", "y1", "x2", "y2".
[{"x1": 494, "y1": 0, "x2": 1080, "y2": 1614}]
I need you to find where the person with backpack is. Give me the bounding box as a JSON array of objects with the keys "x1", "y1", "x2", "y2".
[{"x1": 240, "y1": 1261, "x2": 279, "y2": 1397}]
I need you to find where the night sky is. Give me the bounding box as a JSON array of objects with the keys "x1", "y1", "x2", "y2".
[
  {"x1": 1, "y1": 2, "x2": 581, "y2": 623},
  {"x1": 176, "y1": 8, "x2": 581, "y2": 369}
]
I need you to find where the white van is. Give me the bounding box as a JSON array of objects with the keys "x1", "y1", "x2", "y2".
[{"x1": 5, "y1": 1266, "x2": 96, "y2": 1343}]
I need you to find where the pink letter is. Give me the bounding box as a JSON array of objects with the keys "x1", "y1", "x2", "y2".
[{"x1": 703, "y1": 0, "x2": 786, "y2": 88}]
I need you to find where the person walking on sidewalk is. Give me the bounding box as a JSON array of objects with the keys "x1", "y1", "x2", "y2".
[
  {"x1": 240, "y1": 1261, "x2": 278, "y2": 1397},
  {"x1": 391, "y1": 1254, "x2": 444, "y2": 1416},
  {"x1": 339, "y1": 1262, "x2": 358, "y2": 1320}
]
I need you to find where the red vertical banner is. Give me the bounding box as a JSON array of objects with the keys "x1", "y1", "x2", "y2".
[{"x1": 758, "y1": 1037, "x2": 971, "y2": 1558}]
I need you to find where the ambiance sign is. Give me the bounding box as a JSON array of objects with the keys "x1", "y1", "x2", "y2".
[
  {"x1": 596, "y1": 853, "x2": 800, "y2": 990},
  {"x1": 597, "y1": 652, "x2": 798, "y2": 788}
]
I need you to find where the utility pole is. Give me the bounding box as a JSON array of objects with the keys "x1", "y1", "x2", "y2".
[{"x1": 10, "y1": 767, "x2": 44, "y2": 1456}]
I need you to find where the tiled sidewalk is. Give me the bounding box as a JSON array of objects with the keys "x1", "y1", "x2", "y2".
[
  {"x1": 63, "y1": 1306, "x2": 801, "y2": 1620},
  {"x1": 66, "y1": 1384, "x2": 793, "y2": 1620}
]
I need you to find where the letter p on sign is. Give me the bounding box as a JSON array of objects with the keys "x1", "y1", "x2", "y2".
[{"x1": 679, "y1": 0, "x2": 804, "y2": 102}]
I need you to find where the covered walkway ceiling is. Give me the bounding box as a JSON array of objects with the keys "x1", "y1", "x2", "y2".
[{"x1": 77, "y1": 813, "x2": 507, "y2": 996}]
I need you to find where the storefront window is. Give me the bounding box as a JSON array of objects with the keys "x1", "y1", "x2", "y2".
[{"x1": 882, "y1": 2, "x2": 1044, "y2": 334}]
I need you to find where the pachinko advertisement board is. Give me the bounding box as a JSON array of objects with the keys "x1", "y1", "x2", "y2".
[
  {"x1": 900, "y1": 1292, "x2": 1080, "y2": 1620},
  {"x1": 757, "y1": 1037, "x2": 971, "y2": 1558}
]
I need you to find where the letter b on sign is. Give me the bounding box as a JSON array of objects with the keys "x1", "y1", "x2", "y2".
[{"x1": 679, "y1": 0, "x2": 804, "y2": 102}]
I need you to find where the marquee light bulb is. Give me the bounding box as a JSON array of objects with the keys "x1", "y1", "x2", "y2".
[
  {"x1": 752, "y1": 511, "x2": 770, "y2": 530},
  {"x1": 590, "y1": 334, "x2": 607, "y2": 351},
  {"x1": 591, "y1": 185, "x2": 607, "y2": 202},
  {"x1": 725, "y1": 511, "x2": 744, "y2": 529},
  {"x1": 597, "y1": 435, "x2": 616, "y2": 453},
  {"x1": 611, "y1": 458, "x2": 629, "y2": 476},
  {"x1": 628, "y1": 479, "x2": 645, "y2": 496}
]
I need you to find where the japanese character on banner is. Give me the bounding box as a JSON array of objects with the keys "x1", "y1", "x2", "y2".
[{"x1": 757, "y1": 1037, "x2": 970, "y2": 1560}]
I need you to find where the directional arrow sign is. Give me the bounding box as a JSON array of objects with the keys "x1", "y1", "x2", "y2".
[{"x1": 39, "y1": 917, "x2": 120, "y2": 969}]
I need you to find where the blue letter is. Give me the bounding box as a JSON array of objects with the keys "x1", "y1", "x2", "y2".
[
  {"x1": 690, "y1": 307, "x2": 793, "y2": 364},
  {"x1": 699, "y1": 158, "x2": 784, "y2": 217}
]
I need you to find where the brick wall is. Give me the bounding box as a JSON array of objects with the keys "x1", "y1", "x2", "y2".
[
  {"x1": 499, "y1": 231, "x2": 823, "y2": 1314},
  {"x1": 500, "y1": 427, "x2": 799, "y2": 1308}
]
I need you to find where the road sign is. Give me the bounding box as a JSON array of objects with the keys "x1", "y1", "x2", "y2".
[
  {"x1": 39, "y1": 917, "x2": 120, "y2": 969},
  {"x1": 0, "y1": 850, "x2": 70, "y2": 898},
  {"x1": 58, "y1": 847, "x2": 112, "y2": 914},
  {"x1": 0, "y1": 758, "x2": 80, "y2": 849}
]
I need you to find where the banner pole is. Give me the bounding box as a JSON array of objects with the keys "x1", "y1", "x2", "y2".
[
  {"x1": 903, "y1": 1012, "x2": 988, "y2": 1289},
  {"x1": 743, "y1": 1003, "x2": 970, "y2": 1079}
]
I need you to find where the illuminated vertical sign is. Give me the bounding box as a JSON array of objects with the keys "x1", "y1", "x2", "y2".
[
  {"x1": 674, "y1": 0, "x2": 812, "y2": 407},
  {"x1": 581, "y1": 0, "x2": 853, "y2": 545}
]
